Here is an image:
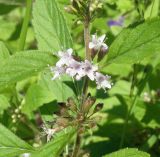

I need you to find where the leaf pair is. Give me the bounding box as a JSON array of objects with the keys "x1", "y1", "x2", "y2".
[{"x1": 0, "y1": 123, "x2": 75, "y2": 157}]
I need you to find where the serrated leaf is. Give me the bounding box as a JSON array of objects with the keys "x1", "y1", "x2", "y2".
[
  {"x1": 144, "y1": 0, "x2": 159, "y2": 19},
  {"x1": 31, "y1": 127, "x2": 75, "y2": 157},
  {"x1": 22, "y1": 84, "x2": 55, "y2": 116},
  {"x1": 0, "y1": 41, "x2": 10, "y2": 62},
  {"x1": 38, "y1": 72, "x2": 76, "y2": 102},
  {"x1": 0, "y1": 123, "x2": 34, "y2": 157},
  {"x1": 0, "y1": 50, "x2": 57, "y2": 89},
  {"x1": 0, "y1": 0, "x2": 24, "y2": 5},
  {"x1": 33, "y1": 0, "x2": 73, "y2": 52},
  {"x1": 104, "y1": 148, "x2": 150, "y2": 157},
  {"x1": 101, "y1": 19, "x2": 160, "y2": 67},
  {"x1": 0, "y1": 95, "x2": 10, "y2": 114}
]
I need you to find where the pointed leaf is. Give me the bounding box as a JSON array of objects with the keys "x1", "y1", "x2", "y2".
[
  {"x1": 33, "y1": 0, "x2": 73, "y2": 52},
  {"x1": 31, "y1": 127, "x2": 75, "y2": 157},
  {"x1": 104, "y1": 148, "x2": 150, "y2": 157},
  {"x1": 101, "y1": 19, "x2": 160, "y2": 68},
  {"x1": 0, "y1": 123, "x2": 34, "y2": 157},
  {"x1": 0, "y1": 50, "x2": 57, "y2": 89}
]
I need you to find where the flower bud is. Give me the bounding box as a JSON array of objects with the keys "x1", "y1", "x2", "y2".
[
  {"x1": 64, "y1": 5, "x2": 78, "y2": 14},
  {"x1": 67, "y1": 97, "x2": 77, "y2": 112},
  {"x1": 82, "y1": 96, "x2": 96, "y2": 113},
  {"x1": 156, "y1": 89, "x2": 160, "y2": 98},
  {"x1": 55, "y1": 102, "x2": 69, "y2": 117},
  {"x1": 93, "y1": 103, "x2": 104, "y2": 113},
  {"x1": 98, "y1": 47, "x2": 108, "y2": 62},
  {"x1": 15, "y1": 108, "x2": 19, "y2": 113},
  {"x1": 56, "y1": 117, "x2": 69, "y2": 127}
]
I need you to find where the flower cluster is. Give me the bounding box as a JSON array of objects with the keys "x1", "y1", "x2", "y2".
[{"x1": 50, "y1": 35, "x2": 112, "y2": 90}]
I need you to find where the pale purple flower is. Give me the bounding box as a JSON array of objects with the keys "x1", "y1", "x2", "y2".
[
  {"x1": 56, "y1": 48, "x2": 73, "y2": 67},
  {"x1": 82, "y1": 60, "x2": 98, "y2": 81},
  {"x1": 108, "y1": 16, "x2": 124, "y2": 27},
  {"x1": 50, "y1": 66, "x2": 66, "y2": 80},
  {"x1": 42, "y1": 125, "x2": 56, "y2": 142},
  {"x1": 66, "y1": 59, "x2": 84, "y2": 80},
  {"x1": 89, "y1": 34, "x2": 108, "y2": 51},
  {"x1": 95, "y1": 72, "x2": 112, "y2": 90}
]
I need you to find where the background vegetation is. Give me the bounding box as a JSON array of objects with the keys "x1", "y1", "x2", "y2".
[{"x1": 0, "y1": 0, "x2": 160, "y2": 157}]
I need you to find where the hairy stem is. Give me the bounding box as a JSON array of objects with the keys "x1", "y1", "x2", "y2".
[
  {"x1": 71, "y1": 133, "x2": 81, "y2": 157},
  {"x1": 18, "y1": 0, "x2": 32, "y2": 51},
  {"x1": 72, "y1": 16, "x2": 91, "y2": 157},
  {"x1": 82, "y1": 20, "x2": 91, "y2": 98}
]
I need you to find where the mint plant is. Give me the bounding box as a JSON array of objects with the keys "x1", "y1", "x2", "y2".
[{"x1": 0, "y1": 0, "x2": 160, "y2": 157}]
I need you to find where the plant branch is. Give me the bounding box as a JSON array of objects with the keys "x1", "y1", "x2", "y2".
[
  {"x1": 82, "y1": 19, "x2": 91, "y2": 98},
  {"x1": 18, "y1": 0, "x2": 32, "y2": 51},
  {"x1": 71, "y1": 132, "x2": 81, "y2": 157},
  {"x1": 120, "y1": 64, "x2": 138, "y2": 148},
  {"x1": 72, "y1": 13, "x2": 91, "y2": 157}
]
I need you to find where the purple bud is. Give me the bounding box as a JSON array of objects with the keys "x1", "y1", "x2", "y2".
[{"x1": 108, "y1": 16, "x2": 124, "y2": 27}]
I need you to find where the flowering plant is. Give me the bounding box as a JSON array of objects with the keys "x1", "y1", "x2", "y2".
[{"x1": 0, "y1": 0, "x2": 160, "y2": 157}]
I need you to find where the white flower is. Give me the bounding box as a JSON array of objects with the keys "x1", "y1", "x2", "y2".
[
  {"x1": 143, "y1": 92, "x2": 151, "y2": 103},
  {"x1": 82, "y1": 60, "x2": 98, "y2": 81},
  {"x1": 22, "y1": 153, "x2": 30, "y2": 157},
  {"x1": 56, "y1": 48, "x2": 73, "y2": 67},
  {"x1": 89, "y1": 34, "x2": 108, "y2": 51},
  {"x1": 95, "y1": 72, "x2": 112, "y2": 90},
  {"x1": 66, "y1": 59, "x2": 84, "y2": 80},
  {"x1": 50, "y1": 66, "x2": 66, "y2": 80},
  {"x1": 42, "y1": 125, "x2": 57, "y2": 142}
]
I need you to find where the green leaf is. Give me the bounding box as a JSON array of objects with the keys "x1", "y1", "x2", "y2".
[
  {"x1": 101, "y1": 19, "x2": 160, "y2": 67},
  {"x1": 22, "y1": 84, "x2": 55, "y2": 116},
  {"x1": 0, "y1": 50, "x2": 57, "y2": 89},
  {"x1": 0, "y1": 0, "x2": 25, "y2": 5},
  {"x1": 21, "y1": 72, "x2": 75, "y2": 116},
  {"x1": 38, "y1": 72, "x2": 76, "y2": 102},
  {"x1": 0, "y1": 123, "x2": 34, "y2": 157},
  {"x1": 144, "y1": 0, "x2": 159, "y2": 19},
  {"x1": 31, "y1": 127, "x2": 75, "y2": 157},
  {"x1": 104, "y1": 148, "x2": 150, "y2": 157},
  {"x1": 0, "y1": 95, "x2": 10, "y2": 114},
  {"x1": 0, "y1": 41, "x2": 10, "y2": 62},
  {"x1": 0, "y1": 18, "x2": 16, "y2": 40},
  {"x1": 33, "y1": 0, "x2": 73, "y2": 52}
]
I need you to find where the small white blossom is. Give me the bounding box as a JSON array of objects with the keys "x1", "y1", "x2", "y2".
[
  {"x1": 42, "y1": 125, "x2": 57, "y2": 142},
  {"x1": 82, "y1": 60, "x2": 98, "y2": 81},
  {"x1": 21, "y1": 153, "x2": 30, "y2": 157},
  {"x1": 50, "y1": 48, "x2": 112, "y2": 91},
  {"x1": 95, "y1": 72, "x2": 112, "y2": 90},
  {"x1": 89, "y1": 34, "x2": 108, "y2": 51},
  {"x1": 66, "y1": 59, "x2": 84, "y2": 80},
  {"x1": 56, "y1": 48, "x2": 73, "y2": 67},
  {"x1": 50, "y1": 66, "x2": 66, "y2": 80},
  {"x1": 143, "y1": 92, "x2": 151, "y2": 103}
]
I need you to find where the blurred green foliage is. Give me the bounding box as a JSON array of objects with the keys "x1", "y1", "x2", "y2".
[{"x1": 0, "y1": 0, "x2": 160, "y2": 157}]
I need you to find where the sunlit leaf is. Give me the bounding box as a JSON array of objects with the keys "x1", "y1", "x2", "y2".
[{"x1": 33, "y1": 0, "x2": 73, "y2": 52}]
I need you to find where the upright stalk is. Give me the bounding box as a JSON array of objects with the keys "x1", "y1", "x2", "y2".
[
  {"x1": 82, "y1": 19, "x2": 91, "y2": 98},
  {"x1": 18, "y1": 0, "x2": 32, "y2": 51},
  {"x1": 71, "y1": 131, "x2": 81, "y2": 157},
  {"x1": 72, "y1": 15, "x2": 91, "y2": 157},
  {"x1": 119, "y1": 65, "x2": 138, "y2": 148}
]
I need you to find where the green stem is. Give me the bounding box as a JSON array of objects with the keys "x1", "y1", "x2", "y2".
[
  {"x1": 72, "y1": 16, "x2": 91, "y2": 157},
  {"x1": 18, "y1": 0, "x2": 32, "y2": 51},
  {"x1": 71, "y1": 133, "x2": 81, "y2": 157},
  {"x1": 82, "y1": 20, "x2": 91, "y2": 99},
  {"x1": 119, "y1": 96, "x2": 137, "y2": 148},
  {"x1": 120, "y1": 65, "x2": 138, "y2": 148}
]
